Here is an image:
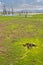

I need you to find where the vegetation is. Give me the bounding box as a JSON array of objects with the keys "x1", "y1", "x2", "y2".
[{"x1": 0, "y1": 14, "x2": 43, "y2": 65}]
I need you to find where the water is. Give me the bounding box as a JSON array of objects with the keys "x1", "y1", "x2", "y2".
[{"x1": 1, "y1": 14, "x2": 17, "y2": 16}]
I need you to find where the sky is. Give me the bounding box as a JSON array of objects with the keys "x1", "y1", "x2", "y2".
[
  {"x1": 0, "y1": 0, "x2": 43, "y2": 10},
  {"x1": 0, "y1": 0, "x2": 43, "y2": 6}
]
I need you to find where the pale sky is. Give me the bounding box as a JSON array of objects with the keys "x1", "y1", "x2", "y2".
[{"x1": 0, "y1": 0, "x2": 43, "y2": 10}]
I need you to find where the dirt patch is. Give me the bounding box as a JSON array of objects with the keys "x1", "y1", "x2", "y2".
[{"x1": 0, "y1": 46, "x2": 6, "y2": 54}]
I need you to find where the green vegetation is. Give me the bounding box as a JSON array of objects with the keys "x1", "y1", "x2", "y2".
[{"x1": 0, "y1": 14, "x2": 43, "y2": 65}]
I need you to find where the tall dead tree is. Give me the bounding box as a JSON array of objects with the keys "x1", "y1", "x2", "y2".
[
  {"x1": 12, "y1": 7, "x2": 14, "y2": 15},
  {"x1": 3, "y1": 4, "x2": 7, "y2": 15},
  {"x1": 25, "y1": 11, "x2": 28, "y2": 18}
]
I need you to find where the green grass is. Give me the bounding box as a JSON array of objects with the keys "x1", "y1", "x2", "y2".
[{"x1": 0, "y1": 14, "x2": 43, "y2": 65}]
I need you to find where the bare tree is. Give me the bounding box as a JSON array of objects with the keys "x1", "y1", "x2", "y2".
[
  {"x1": 3, "y1": 4, "x2": 7, "y2": 15},
  {"x1": 12, "y1": 7, "x2": 14, "y2": 15},
  {"x1": 25, "y1": 11, "x2": 28, "y2": 18}
]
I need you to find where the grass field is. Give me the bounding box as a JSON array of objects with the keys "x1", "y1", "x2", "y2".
[{"x1": 0, "y1": 14, "x2": 43, "y2": 65}]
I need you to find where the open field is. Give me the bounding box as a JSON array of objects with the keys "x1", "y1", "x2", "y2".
[{"x1": 0, "y1": 14, "x2": 43, "y2": 65}]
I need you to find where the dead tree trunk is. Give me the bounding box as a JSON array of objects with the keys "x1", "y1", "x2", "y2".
[
  {"x1": 12, "y1": 8, "x2": 13, "y2": 16},
  {"x1": 3, "y1": 4, "x2": 7, "y2": 15}
]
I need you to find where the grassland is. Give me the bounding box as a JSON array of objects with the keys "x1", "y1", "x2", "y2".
[{"x1": 0, "y1": 14, "x2": 43, "y2": 65}]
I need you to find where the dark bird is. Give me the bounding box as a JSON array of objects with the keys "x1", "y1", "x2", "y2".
[{"x1": 23, "y1": 43, "x2": 36, "y2": 49}]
